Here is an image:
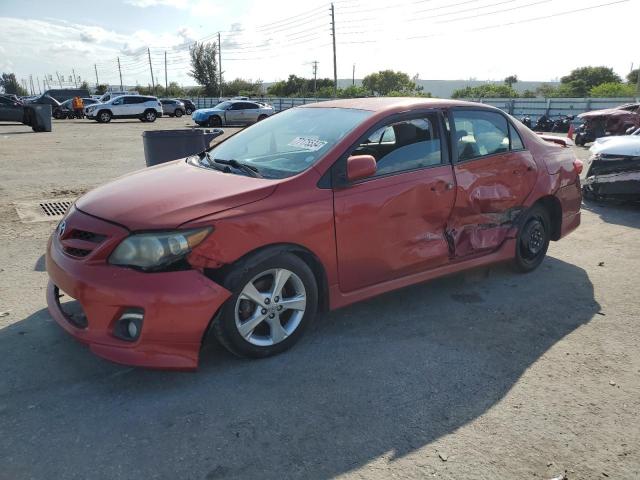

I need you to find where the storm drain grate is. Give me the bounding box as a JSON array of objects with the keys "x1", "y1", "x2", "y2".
[
  {"x1": 14, "y1": 198, "x2": 75, "y2": 223},
  {"x1": 39, "y1": 201, "x2": 72, "y2": 217}
]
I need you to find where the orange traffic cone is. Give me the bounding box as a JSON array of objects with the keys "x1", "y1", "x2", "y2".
[{"x1": 567, "y1": 123, "x2": 574, "y2": 140}]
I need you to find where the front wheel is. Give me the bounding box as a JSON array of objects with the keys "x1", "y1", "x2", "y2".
[
  {"x1": 185, "y1": 108, "x2": 193, "y2": 115},
  {"x1": 512, "y1": 206, "x2": 551, "y2": 273},
  {"x1": 211, "y1": 252, "x2": 318, "y2": 358},
  {"x1": 97, "y1": 110, "x2": 111, "y2": 123},
  {"x1": 207, "y1": 115, "x2": 222, "y2": 127}
]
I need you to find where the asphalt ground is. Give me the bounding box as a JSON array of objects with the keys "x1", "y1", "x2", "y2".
[{"x1": 0, "y1": 117, "x2": 638, "y2": 479}]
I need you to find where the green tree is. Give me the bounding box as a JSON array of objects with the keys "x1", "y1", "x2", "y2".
[
  {"x1": 189, "y1": 41, "x2": 219, "y2": 96},
  {"x1": 451, "y1": 84, "x2": 518, "y2": 98},
  {"x1": 589, "y1": 82, "x2": 636, "y2": 97},
  {"x1": 165, "y1": 82, "x2": 185, "y2": 97},
  {"x1": 560, "y1": 66, "x2": 621, "y2": 92},
  {"x1": 627, "y1": 69, "x2": 638, "y2": 86},
  {"x1": 337, "y1": 85, "x2": 369, "y2": 98},
  {"x1": 95, "y1": 84, "x2": 108, "y2": 95},
  {"x1": 362, "y1": 70, "x2": 423, "y2": 96},
  {"x1": 224, "y1": 78, "x2": 263, "y2": 97},
  {"x1": 0, "y1": 72, "x2": 28, "y2": 96},
  {"x1": 504, "y1": 75, "x2": 518, "y2": 87},
  {"x1": 535, "y1": 83, "x2": 559, "y2": 97},
  {"x1": 557, "y1": 79, "x2": 588, "y2": 97},
  {"x1": 79, "y1": 81, "x2": 90, "y2": 91}
]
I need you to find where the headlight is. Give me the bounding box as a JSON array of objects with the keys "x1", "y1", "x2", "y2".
[{"x1": 109, "y1": 228, "x2": 212, "y2": 270}]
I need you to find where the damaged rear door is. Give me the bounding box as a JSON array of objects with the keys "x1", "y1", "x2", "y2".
[{"x1": 447, "y1": 109, "x2": 537, "y2": 257}]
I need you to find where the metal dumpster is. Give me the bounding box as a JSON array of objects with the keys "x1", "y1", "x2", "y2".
[{"x1": 142, "y1": 128, "x2": 224, "y2": 167}]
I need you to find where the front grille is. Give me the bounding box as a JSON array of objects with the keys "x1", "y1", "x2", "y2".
[
  {"x1": 64, "y1": 247, "x2": 92, "y2": 258},
  {"x1": 69, "y1": 230, "x2": 107, "y2": 243}
]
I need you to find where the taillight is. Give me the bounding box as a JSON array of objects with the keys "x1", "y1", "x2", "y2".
[{"x1": 573, "y1": 159, "x2": 583, "y2": 175}]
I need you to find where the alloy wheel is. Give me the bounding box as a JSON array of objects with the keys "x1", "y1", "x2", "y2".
[{"x1": 234, "y1": 268, "x2": 307, "y2": 347}]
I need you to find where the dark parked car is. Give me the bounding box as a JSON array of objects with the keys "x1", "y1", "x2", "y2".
[
  {"x1": 0, "y1": 94, "x2": 25, "y2": 122},
  {"x1": 177, "y1": 98, "x2": 196, "y2": 115},
  {"x1": 26, "y1": 94, "x2": 61, "y2": 108}
]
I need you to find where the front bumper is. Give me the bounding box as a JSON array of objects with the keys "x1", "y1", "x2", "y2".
[{"x1": 45, "y1": 208, "x2": 231, "y2": 370}]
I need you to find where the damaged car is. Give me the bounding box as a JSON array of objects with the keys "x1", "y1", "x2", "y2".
[
  {"x1": 581, "y1": 127, "x2": 640, "y2": 201},
  {"x1": 575, "y1": 103, "x2": 640, "y2": 146},
  {"x1": 46, "y1": 98, "x2": 582, "y2": 370}
]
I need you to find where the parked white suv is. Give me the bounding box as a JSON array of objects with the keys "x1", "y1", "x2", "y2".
[{"x1": 85, "y1": 95, "x2": 162, "y2": 123}]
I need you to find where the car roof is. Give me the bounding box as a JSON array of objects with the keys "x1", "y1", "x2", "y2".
[{"x1": 300, "y1": 97, "x2": 491, "y2": 112}]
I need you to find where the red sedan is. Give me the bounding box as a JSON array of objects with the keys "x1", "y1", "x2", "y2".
[{"x1": 46, "y1": 98, "x2": 582, "y2": 370}]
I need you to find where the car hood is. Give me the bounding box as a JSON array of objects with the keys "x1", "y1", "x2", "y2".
[
  {"x1": 589, "y1": 135, "x2": 640, "y2": 156},
  {"x1": 75, "y1": 159, "x2": 277, "y2": 230}
]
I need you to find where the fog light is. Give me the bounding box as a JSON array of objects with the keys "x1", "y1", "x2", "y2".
[
  {"x1": 127, "y1": 320, "x2": 139, "y2": 338},
  {"x1": 114, "y1": 310, "x2": 144, "y2": 342}
]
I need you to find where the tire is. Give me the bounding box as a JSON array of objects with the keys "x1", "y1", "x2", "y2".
[
  {"x1": 144, "y1": 110, "x2": 157, "y2": 122},
  {"x1": 212, "y1": 252, "x2": 318, "y2": 359},
  {"x1": 207, "y1": 115, "x2": 222, "y2": 127},
  {"x1": 257, "y1": 114, "x2": 268, "y2": 122},
  {"x1": 512, "y1": 205, "x2": 551, "y2": 273},
  {"x1": 185, "y1": 108, "x2": 193, "y2": 115},
  {"x1": 174, "y1": 109, "x2": 183, "y2": 118},
  {"x1": 97, "y1": 110, "x2": 111, "y2": 123}
]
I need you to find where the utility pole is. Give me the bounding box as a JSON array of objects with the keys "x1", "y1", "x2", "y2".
[
  {"x1": 218, "y1": 32, "x2": 223, "y2": 98},
  {"x1": 36, "y1": 76, "x2": 42, "y2": 94},
  {"x1": 147, "y1": 48, "x2": 156, "y2": 95},
  {"x1": 56, "y1": 71, "x2": 63, "y2": 88},
  {"x1": 117, "y1": 57, "x2": 123, "y2": 91},
  {"x1": 29, "y1": 75, "x2": 34, "y2": 95},
  {"x1": 330, "y1": 3, "x2": 337, "y2": 98},
  {"x1": 72, "y1": 69, "x2": 78, "y2": 87},
  {"x1": 352, "y1": 63, "x2": 355, "y2": 86},
  {"x1": 94, "y1": 64, "x2": 99, "y2": 87},
  {"x1": 312, "y1": 60, "x2": 318, "y2": 98},
  {"x1": 164, "y1": 50, "x2": 168, "y2": 94}
]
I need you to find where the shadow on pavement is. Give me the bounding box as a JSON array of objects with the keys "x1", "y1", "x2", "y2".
[
  {"x1": 0, "y1": 257, "x2": 599, "y2": 480},
  {"x1": 582, "y1": 199, "x2": 640, "y2": 229}
]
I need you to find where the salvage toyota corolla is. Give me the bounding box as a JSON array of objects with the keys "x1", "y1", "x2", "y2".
[{"x1": 46, "y1": 98, "x2": 582, "y2": 370}]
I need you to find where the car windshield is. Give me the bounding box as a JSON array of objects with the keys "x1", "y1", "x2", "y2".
[{"x1": 204, "y1": 107, "x2": 371, "y2": 179}]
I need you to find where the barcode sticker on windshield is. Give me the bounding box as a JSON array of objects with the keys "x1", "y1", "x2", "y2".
[{"x1": 288, "y1": 136, "x2": 327, "y2": 151}]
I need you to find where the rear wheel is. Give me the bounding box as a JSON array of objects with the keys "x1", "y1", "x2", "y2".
[
  {"x1": 144, "y1": 110, "x2": 157, "y2": 122},
  {"x1": 185, "y1": 107, "x2": 193, "y2": 115},
  {"x1": 257, "y1": 114, "x2": 268, "y2": 122},
  {"x1": 174, "y1": 109, "x2": 183, "y2": 118},
  {"x1": 512, "y1": 205, "x2": 551, "y2": 273},
  {"x1": 212, "y1": 252, "x2": 318, "y2": 358}
]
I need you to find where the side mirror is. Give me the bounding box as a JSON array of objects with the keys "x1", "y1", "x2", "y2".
[{"x1": 346, "y1": 155, "x2": 377, "y2": 182}]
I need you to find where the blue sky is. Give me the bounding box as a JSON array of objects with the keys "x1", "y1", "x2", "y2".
[{"x1": 1, "y1": 0, "x2": 638, "y2": 91}]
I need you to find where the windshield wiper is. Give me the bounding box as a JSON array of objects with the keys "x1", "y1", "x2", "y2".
[
  {"x1": 213, "y1": 158, "x2": 262, "y2": 178},
  {"x1": 198, "y1": 152, "x2": 229, "y2": 172}
]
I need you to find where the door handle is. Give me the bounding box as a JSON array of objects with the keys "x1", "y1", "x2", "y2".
[{"x1": 431, "y1": 182, "x2": 454, "y2": 192}]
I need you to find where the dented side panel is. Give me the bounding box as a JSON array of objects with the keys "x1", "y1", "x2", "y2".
[{"x1": 447, "y1": 151, "x2": 538, "y2": 257}]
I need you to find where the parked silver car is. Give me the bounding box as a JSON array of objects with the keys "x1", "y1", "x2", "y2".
[
  {"x1": 192, "y1": 100, "x2": 274, "y2": 127},
  {"x1": 160, "y1": 99, "x2": 186, "y2": 117}
]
